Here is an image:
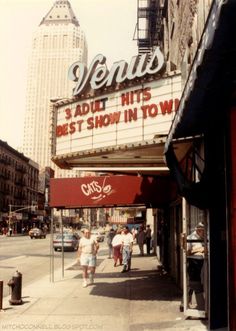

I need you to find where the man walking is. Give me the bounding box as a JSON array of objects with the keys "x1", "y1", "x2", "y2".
[
  {"x1": 121, "y1": 226, "x2": 133, "y2": 272},
  {"x1": 145, "y1": 225, "x2": 152, "y2": 255},
  {"x1": 137, "y1": 226, "x2": 146, "y2": 256},
  {"x1": 107, "y1": 228, "x2": 115, "y2": 259},
  {"x1": 78, "y1": 228, "x2": 99, "y2": 288}
]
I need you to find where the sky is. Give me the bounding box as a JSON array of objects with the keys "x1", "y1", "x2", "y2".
[{"x1": 0, "y1": 0, "x2": 138, "y2": 150}]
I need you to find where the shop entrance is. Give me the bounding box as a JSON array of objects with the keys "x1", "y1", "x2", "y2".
[
  {"x1": 49, "y1": 174, "x2": 178, "y2": 281},
  {"x1": 182, "y1": 198, "x2": 208, "y2": 319}
]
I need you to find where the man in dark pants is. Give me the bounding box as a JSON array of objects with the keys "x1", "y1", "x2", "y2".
[
  {"x1": 187, "y1": 222, "x2": 205, "y2": 310},
  {"x1": 145, "y1": 225, "x2": 152, "y2": 255}
]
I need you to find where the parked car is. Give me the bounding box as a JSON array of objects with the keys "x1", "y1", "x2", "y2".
[
  {"x1": 29, "y1": 227, "x2": 46, "y2": 239},
  {"x1": 91, "y1": 230, "x2": 105, "y2": 242},
  {"x1": 53, "y1": 233, "x2": 80, "y2": 251}
]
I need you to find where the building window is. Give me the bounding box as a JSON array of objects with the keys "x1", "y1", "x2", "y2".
[
  {"x1": 43, "y1": 35, "x2": 48, "y2": 48},
  {"x1": 53, "y1": 35, "x2": 57, "y2": 48},
  {"x1": 63, "y1": 35, "x2": 68, "y2": 48}
]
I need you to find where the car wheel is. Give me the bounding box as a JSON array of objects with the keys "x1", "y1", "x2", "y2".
[{"x1": 54, "y1": 248, "x2": 57, "y2": 251}]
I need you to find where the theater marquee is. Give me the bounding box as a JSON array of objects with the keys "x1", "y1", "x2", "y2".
[{"x1": 51, "y1": 51, "x2": 181, "y2": 169}]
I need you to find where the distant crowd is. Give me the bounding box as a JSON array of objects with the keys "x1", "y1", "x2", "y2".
[
  {"x1": 106, "y1": 224, "x2": 153, "y2": 272},
  {"x1": 78, "y1": 224, "x2": 154, "y2": 288}
]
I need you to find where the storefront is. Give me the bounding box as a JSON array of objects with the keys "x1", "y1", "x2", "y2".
[
  {"x1": 164, "y1": 0, "x2": 236, "y2": 329},
  {"x1": 49, "y1": 47, "x2": 182, "y2": 283},
  {"x1": 49, "y1": 24, "x2": 231, "y2": 328}
]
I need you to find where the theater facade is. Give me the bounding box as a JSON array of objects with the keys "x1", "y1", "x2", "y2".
[{"x1": 50, "y1": 1, "x2": 236, "y2": 328}]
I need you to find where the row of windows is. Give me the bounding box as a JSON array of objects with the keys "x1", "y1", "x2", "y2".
[
  {"x1": 42, "y1": 35, "x2": 81, "y2": 48},
  {"x1": 0, "y1": 181, "x2": 38, "y2": 196},
  {"x1": 0, "y1": 155, "x2": 25, "y2": 171},
  {"x1": 49, "y1": 15, "x2": 69, "y2": 19},
  {"x1": 0, "y1": 182, "x2": 26, "y2": 195},
  {"x1": 55, "y1": 2, "x2": 71, "y2": 7},
  {"x1": 0, "y1": 170, "x2": 37, "y2": 186},
  {"x1": 0, "y1": 153, "x2": 38, "y2": 177},
  {"x1": 32, "y1": 31, "x2": 85, "y2": 48},
  {"x1": 1, "y1": 194, "x2": 38, "y2": 211}
]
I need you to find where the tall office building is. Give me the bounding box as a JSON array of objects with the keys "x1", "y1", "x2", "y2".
[{"x1": 22, "y1": 0, "x2": 87, "y2": 172}]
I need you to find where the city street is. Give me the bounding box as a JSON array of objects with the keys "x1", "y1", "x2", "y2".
[
  {"x1": 0, "y1": 234, "x2": 81, "y2": 297},
  {"x1": 0, "y1": 244, "x2": 210, "y2": 331}
]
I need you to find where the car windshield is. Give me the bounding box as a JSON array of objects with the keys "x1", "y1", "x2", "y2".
[{"x1": 55, "y1": 234, "x2": 76, "y2": 240}]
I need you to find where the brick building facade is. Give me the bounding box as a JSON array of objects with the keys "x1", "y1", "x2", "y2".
[{"x1": 0, "y1": 140, "x2": 39, "y2": 230}]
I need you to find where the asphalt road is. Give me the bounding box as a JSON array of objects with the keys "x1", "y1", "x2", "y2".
[{"x1": 0, "y1": 234, "x2": 78, "y2": 298}]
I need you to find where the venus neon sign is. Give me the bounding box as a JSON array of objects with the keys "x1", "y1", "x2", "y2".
[{"x1": 68, "y1": 47, "x2": 165, "y2": 97}]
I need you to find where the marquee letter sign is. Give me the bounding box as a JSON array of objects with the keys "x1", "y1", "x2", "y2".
[{"x1": 68, "y1": 47, "x2": 165, "y2": 97}]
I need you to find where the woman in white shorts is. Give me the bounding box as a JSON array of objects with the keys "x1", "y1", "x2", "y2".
[{"x1": 78, "y1": 229, "x2": 99, "y2": 287}]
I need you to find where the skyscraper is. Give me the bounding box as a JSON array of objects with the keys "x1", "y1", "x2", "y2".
[{"x1": 22, "y1": 0, "x2": 87, "y2": 171}]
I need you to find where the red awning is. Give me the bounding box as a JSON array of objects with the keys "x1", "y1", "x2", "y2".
[{"x1": 49, "y1": 175, "x2": 177, "y2": 208}]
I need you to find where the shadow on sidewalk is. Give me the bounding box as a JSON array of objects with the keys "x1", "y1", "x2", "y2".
[{"x1": 74, "y1": 268, "x2": 182, "y2": 302}]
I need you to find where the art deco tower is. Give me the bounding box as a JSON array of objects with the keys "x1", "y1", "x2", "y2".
[{"x1": 22, "y1": 0, "x2": 87, "y2": 170}]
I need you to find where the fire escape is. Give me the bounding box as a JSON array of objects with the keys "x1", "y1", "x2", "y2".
[{"x1": 135, "y1": 0, "x2": 165, "y2": 56}]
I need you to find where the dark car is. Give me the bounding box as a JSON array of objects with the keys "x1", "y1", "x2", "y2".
[
  {"x1": 29, "y1": 227, "x2": 46, "y2": 239},
  {"x1": 53, "y1": 233, "x2": 80, "y2": 251}
]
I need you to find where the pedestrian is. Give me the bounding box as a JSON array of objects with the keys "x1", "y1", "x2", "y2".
[
  {"x1": 106, "y1": 228, "x2": 115, "y2": 258},
  {"x1": 9, "y1": 227, "x2": 13, "y2": 236},
  {"x1": 145, "y1": 225, "x2": 152, "y2": 255},
  {"x1": 187, "y1": 222, "x2": 206, "y2": 309},
  {"x1": 121, "y1": 226, "x2": 134, "y2": 272},
  {"x1": 137, "y1": 226, "x2": 146, "y2": 256},
  {"x1": 77, "y1": 228, "x2": 99, "y2": 288},
  {"x1": 131, "y1": 227, "x2": 137, "y2": 243},
  {"x1": 111, "y1": 228, "x2": 123, "y2": 267}
]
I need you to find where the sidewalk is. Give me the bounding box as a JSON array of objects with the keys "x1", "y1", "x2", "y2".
[{"x1": 0, "y1": 246, "x2": 209, "y2": 331}]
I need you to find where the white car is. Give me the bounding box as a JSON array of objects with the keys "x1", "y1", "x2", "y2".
[
  {"x1": 53, "y1": 233, "x2": 80, "y2": 251},
  {"x1": 91, "y1": 231, "x2": 105, "y2": 242}
]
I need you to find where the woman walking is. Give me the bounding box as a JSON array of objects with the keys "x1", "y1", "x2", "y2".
[{"x1": 112, "y1": 229, "x2": 123, "y2": 267}]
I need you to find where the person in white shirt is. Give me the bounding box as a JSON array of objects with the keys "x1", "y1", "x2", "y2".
[
  {"x1": 121, "y1": 226, "x2": 134, "y2": 272},
  {"x1": 111, "y1": 229, "x2": 123, "y2": 267},
  {"x1": 78, "y1": 229, "x2": 99, "y2": 288},
  {"x1": 187, "y1": 222, "x2": 206, "y2": 309}
]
